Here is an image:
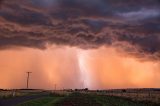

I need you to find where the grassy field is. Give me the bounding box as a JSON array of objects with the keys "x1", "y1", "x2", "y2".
[
  {"x1": 54, "y1": 92, "x2": 101, "y2": 106},
  {"x1": 15, "y1": 92, "x2": 65, "y2": 106},
  {"x1": 96, "y1": 89, "x2": 160, "y2": 104},
  {"x1": 95, "y1": 95, "x2": 159, "y2": 106},
  {"x1": 15, "y1": 92, "x2": 160, "y2": 106},
  {"x1": 16, "y1": 97, "x2": 63, "y2": 106},
  {"x1": 0, "y1": 89, "x2": 47, "y2": 99},
  {"x1": 1, "y1": 89, "x2": 160, "y2": 106},
  {"x1": 0, "y1": 90, "x2": 26, "y2": 99}
]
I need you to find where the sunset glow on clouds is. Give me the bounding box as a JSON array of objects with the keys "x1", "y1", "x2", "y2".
[
  {"x1": 0, "y1": 0, "x2": 160, "y2": 89},
  {"x1": 0, "y1": 45, "x2": 159, "y2": 89}
]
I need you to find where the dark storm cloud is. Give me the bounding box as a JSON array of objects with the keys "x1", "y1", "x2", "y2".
[
  {"x1": 0, "y1": 0, "x2": 160, "y2": 60},
  {"x1": 0, "y1": 0, "x2": 4, "y2": 7},
  {"x1": 118, "y1": 34, "x2": 160, "y2": 54}
]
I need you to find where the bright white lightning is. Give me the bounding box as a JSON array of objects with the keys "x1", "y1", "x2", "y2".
[{"x1": 77, "y1": 49, "x2": 92, "y2": 89}]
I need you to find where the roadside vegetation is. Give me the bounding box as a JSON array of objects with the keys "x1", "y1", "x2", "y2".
[
  {"x1": 16, "y1": 97, "x2": 62, "y2": 106},
  {"x1": 16, "y1": 93, "x2": 64, "y2": 106},
  {"x1": 95, "y1": 95, "x2": 159, "y2": 106},
  {"x1": 0, "y1": 89, "x2": 47, "y2": 99},
  {"x1": 16, "y1": 92, "x2": 160, "y2": 106}
]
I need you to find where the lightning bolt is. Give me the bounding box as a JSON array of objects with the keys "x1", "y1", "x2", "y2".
[{"x1": 77, "y1": 49, "x2": 91, "y2": 89}]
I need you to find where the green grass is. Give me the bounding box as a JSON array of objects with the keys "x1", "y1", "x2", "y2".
[
  {"x1": 16, "y1": 96, "x2": 63, "y2": 106},
  {"x1": 54, "y1": 92, "x2": 101, "y2": 106},
  {"x1": 0, "y1": 91, "x2": 44, "y2": 99},
  {"x1": 16, "y1": 93, "x2": 160, "y2": 106},
  {"x1": 95, "y1": 95, "x2": 159, "y2": 106}
]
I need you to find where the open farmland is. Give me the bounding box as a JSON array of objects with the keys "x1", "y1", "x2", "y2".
[
  {"x1": 0, "y1": 89, "x2": 51, "y2": 106},
  {"x1": 0, "y1": 89, "x2": 48, "y2": 99},
  {"x1": 0, "y1": 90, "x2": 29, "y2": 99},
  {"x1": 16, "y1": 91, "x2": 160, "y2": 106},
  {"x1": 0, "y1": 89, "x2": 160, "y2": 106},
  {"x1": 97, "y1": 88, "x2": 160, "y2": 104}
]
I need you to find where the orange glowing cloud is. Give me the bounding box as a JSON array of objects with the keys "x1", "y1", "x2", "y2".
[
  {"x1": 78, "y1": 47, "x2": 160, "y2": 89},
  {"x1": 0, "y1": 46, "x2": 82, "y2": 89},
  {"x1": 0, "y1": 45, "x2": 159, "y2": 89}
]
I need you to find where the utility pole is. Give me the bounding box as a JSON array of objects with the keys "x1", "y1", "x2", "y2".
[
  {"x1": 26, "y1": 72, "x2": 32, "y2": 89},
  {"x1": 54, "y1": 84, "x2": 57, "y2": 91},
  {"x1": 82, "y1": 80, "x2": 85, "y2": 89}
]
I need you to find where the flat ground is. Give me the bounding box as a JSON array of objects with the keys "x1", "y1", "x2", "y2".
[
  {"x1": 0, "y1": 93, "x2": 49, "y2": 106},
  {"x1": 14, "y1": 92, "x2": 160, "y2": 106}
]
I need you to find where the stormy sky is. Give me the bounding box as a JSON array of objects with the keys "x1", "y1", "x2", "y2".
[{"x1": 0, "y1": 0, "x2": 160, "y2": 89}]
